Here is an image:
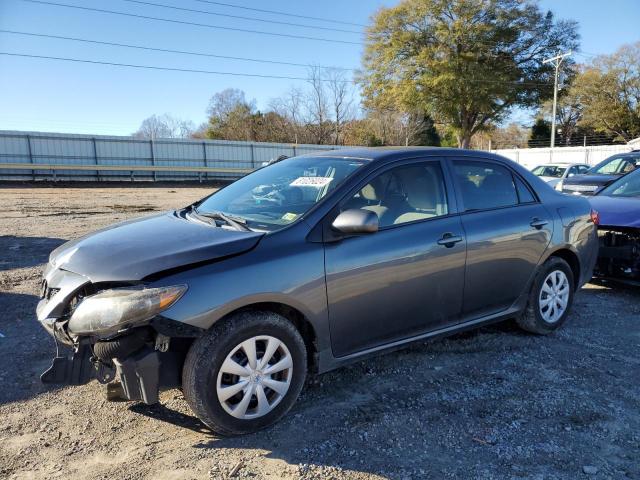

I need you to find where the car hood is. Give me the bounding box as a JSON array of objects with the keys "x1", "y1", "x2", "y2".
[
  {"x1": 563, "y1": 173, "x2": 619, "y2": 186},
  {"x1": 589, "y1": 195, "x2": 640, "y2": 229},
  {"x1": 540, "y1": 176, "x2": 560, "y2": 185},
  {"x1": 48, "y1": 211, "x2": 264, "y2": 282}
]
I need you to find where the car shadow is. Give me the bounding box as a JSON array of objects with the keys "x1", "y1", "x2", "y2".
[
  {"x1": 0, "y1": 235, "x2": 66, "y2": 271},
  {"x1": 0, "y1": 291, "x2": 67, "y2": 405}
]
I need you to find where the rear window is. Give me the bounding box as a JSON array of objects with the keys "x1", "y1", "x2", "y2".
[{"x1": 454, "y1": 161, "x2": 524, "y2": 211}]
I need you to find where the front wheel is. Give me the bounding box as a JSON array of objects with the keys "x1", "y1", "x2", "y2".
[
  {"x1": 182, "y1": 311, "x2": 307, "y2": 436},
  {"x1": 517, "y1": 257, "x2": 575, "y2": 335}
]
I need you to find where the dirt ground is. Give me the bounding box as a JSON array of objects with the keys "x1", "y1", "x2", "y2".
[{"x1": 1, "y1": 183, "x2": 639, "y2": 480}]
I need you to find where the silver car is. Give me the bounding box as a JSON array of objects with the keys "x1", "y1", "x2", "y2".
[
  {"x1": 531, "y1": 163, "x2": 590, "y2": 190},
  {"x1": 37, "y1": 148, "x2": 599, "y2": 435}
]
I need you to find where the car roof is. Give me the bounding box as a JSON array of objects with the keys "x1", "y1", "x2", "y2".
[
  {"x1": 534, "y1": 162, "x2": 586, "y2": 167},
  {"x1": 305, "y1": 146, "x2": 499, "y2": 163}
]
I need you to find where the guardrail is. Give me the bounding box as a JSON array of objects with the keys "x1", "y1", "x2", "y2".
[{"x1": 0, "y1": 162, "x2": 254, "y2": 182}]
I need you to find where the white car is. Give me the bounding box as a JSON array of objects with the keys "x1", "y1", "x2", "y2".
[{"x1": 531, "y1": 163, "x2": 590, "y2": 189}]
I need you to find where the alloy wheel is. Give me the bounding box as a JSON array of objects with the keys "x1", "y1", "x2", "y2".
[{"x1": 216, "y1": 335, "x2": 293, "y2": 420}]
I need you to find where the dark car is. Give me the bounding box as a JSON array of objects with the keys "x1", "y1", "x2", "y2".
[
  {"x1": 560, "y1": 151, "x2": 640, "y2": 195},
  {"x1": 36, "y1": 148, "x2": 598, "y2": 435},
  {"x1": 589, "y1": 168, "x2": 640, "y2": 282}
]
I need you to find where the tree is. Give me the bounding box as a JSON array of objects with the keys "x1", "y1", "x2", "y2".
[
  {"x1": 542, "y1": 88, "x2": 583, "y2": 146},
  {"x1": 528, "y1": 118, "x2": 552, "y2": 147},
  {"x1": 573, "y1": 42, "x2": 640, "y2": 142},
  {"x1": 205, "y1": 89, "x2": 257, "y2": 141},
  {"x1": 133, "y1": 114, "x2": 194, "y2": 139},
  {"x1": 326, "y1": 69, "x2": 355, "y2": 145},
  {"x1": 206, "y1": 88, "x2": 254, "y2": 121},
  {"x1": 305, "y1": 66, "x2": 332, "y2": 144},
  {"x1": 489, "y1": 122, "x2": 529, "y2": 149},
  {"x1": 269, "y1": 86, "x2": 305, "y2": 144},
  {"x1": 359, "y1": 0, "x2": 579, "y2": 148}
]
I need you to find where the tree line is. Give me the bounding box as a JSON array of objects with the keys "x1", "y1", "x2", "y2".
[{"x1": 133, "y1": 0, "x2": 640, "y2": 149}]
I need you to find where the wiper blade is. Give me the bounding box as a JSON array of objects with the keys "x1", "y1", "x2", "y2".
[{"x1": 193, "y1": 208, "x2": 251, "y2": 232}]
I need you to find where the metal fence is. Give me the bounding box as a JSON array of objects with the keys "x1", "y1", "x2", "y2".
[
  {"x1": 0, "y1": 130, "x2": 345, "y2": 181},
  {"x1": 1, "y1": 130, "x2": 634, "y2": 182}
]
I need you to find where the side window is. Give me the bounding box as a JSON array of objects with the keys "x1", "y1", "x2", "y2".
[
  {"x1": 343, "y1": 162, "x2": 449, "y2": 228},
  {"x1": 514, "y1": 175, "x2": 536, "y2": 203},
  {"x1": 579, "y1": 165, "x2": 590, "y2": 174},
  {"x1": 453, "y1": 161, "x2": 519, "y2": 211}
]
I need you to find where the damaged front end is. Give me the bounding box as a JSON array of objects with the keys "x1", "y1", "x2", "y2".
[
  {"x1": 595, "y1": 227, "x2": 640, "y2": 283},
  {"x1": 37, "y1": 265, "x2": 201, "y2": 404}
]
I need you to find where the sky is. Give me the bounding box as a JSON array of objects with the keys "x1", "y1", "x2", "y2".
[{"x1": 0, "y1": 0, "x2": 638, "y2": 136}]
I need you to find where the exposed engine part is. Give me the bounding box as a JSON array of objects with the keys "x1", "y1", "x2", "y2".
[
  {"x1": 93, "y1": 359, "x2": 117, "y2": 384},
  {"x1": 93, "y1": 329, "x2": 150, "y2": 361},
  {"x1": 155, "y1": 333, "x2": 170, "y2": 353},
  {"x1": 596, "y1": 228, "x2": 640, "y2": 281}
]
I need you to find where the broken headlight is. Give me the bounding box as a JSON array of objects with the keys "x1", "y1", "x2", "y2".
[{"x1": 67, "y1": 285, "x2": 187, "y2": 336}]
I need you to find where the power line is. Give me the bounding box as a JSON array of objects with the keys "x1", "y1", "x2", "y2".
[
  {"x1": 19, "y1": 0, "x2": 362, "y2": 45},
  {"x1": 0, "y1": 51, "x2": 355, "y2": 82},
  {"x1": 193, "y1": 0, "x2": 367, "y2": 28},
  {"x1": 0, "y1": 50, "x2": 557, "y2": 87},
  {"x1": 0, "y1": 30, "x2": 357, "y2": 71},
  {"x1": 119, "y1": 0, "x2": 362, "y2": 35}
]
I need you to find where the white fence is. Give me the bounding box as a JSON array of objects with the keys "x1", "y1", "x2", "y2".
[{"x1": 493, "y1": 144, "x2": 634, "y2": 170}]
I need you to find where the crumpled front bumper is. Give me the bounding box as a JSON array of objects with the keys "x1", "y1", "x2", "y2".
[{"x1": 36, "y1": 264, "x2": 197, "y2": 404}]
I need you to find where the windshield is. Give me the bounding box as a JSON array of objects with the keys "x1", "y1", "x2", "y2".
[
  {"x1": 589, "y1": 154, "x2": 640, "y2": 175},
  {"x1": 600, "y1": 169, "x2": 640, "y2": 197},
  {"x1": 532, "y1": 165, "x2": 566, "y2": 178},
  {"x1": 195, "y1": 156, "x2": 366, "y2": 231}
]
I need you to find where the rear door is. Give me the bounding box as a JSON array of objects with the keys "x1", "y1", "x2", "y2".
[
  {"x1": 324, "y1": 158, "x2": 466, "y2": 357},
  {"x1": 451, "y1": 159, "x2": 553, "y2": 318}
]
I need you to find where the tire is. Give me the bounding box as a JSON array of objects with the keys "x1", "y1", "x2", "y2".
[
  {"x1": 182, "y1": 310, "x2": 307, "y2": 436},
  {"x1": 516, "y1": 257, "x2": 575, "y2": 335}
]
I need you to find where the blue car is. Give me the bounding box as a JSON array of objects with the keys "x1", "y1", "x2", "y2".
[{"x1": 589, "y1": 168, "x2": 640, "y2": 282}]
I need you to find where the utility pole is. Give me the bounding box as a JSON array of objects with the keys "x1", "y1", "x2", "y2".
[{"x1": 543, "y1": 51, "x2": 571, "y2": 148}]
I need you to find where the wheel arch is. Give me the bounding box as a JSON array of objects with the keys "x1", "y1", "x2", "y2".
[
  {"x1": 545, "y1": 247, "x2": 581, "y2": 291},
  {"x1": 215, "y1": 301, "x2": 319, "y2": 373}
]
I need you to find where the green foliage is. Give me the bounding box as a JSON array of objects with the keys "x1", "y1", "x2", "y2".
[
  {"x1": 529, "y1": 118, "x2": 551, "y2": 147},
  {"x1": 413, "y1": 114, "x2": 441, "y2": 146},
  {"x1": 359, "y1": 0, "x2": 579, "y2": 147},
  {"x1": 573, "y1": 42, "x2": 640, "y2": 142}
]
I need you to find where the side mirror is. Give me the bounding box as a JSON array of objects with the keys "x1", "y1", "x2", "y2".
[{"x1": 332, "y1": 209, "x2": 379, "y2": 234}]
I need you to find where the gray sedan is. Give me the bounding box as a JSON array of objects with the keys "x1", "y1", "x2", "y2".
[{"x1": 36, "y1": 148, "x2": 599, "y2": 435}]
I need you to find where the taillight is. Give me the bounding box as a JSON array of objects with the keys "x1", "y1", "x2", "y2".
[{"x1": 590, "y1": 209, "x2": 600, "y2": 225}]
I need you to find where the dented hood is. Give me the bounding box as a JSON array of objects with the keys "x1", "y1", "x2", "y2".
[{"x1": 49, "y1": 212, "x2": 264, "y2": 282}]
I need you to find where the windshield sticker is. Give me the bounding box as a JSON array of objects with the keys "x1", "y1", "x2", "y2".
[
  {"x1": 290, "y1": 176, "x2": 333, "y2": 187},
  {"x1": 282, "y1": 212, "x2": 299, "y2": 221}
]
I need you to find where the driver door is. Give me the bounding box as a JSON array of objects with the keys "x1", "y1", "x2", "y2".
[{"x1": 323, "y1": 159, "x2": 466, "y2": 358}]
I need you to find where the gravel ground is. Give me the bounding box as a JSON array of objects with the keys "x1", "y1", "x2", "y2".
[{"x1": 1, "y1": 183, "x2": 639, "y2": 480}]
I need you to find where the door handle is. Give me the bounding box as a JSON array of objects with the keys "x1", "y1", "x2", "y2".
[
  {"x1": 437, "y1": 233, "x2": 463, "y2": 248},
  {"x1": 530, "y1": 218, "x2": 549, "y2": 230}
]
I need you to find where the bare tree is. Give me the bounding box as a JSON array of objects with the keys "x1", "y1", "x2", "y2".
[
  {"x1": 206, "y1": 88, "x2": 255, "y2": 121},
  {"x1": 133, "y1": 114, "x2": 195, "y2": 139},
  {"x1": 305, "y1": 66, "x2": 331, "y2": 144},
  {"x1": 270, "y1": 86, "x2": 304, "y2": 144},
  {"x1": 326, "y1": 69, "x2": 354, "y2": 145}
]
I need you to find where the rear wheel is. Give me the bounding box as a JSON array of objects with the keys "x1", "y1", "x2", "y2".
[
  {"x1": 182, "y1": 311, "x2": 307, "y2": 436},
  {"x1": 517, "y1": 257, "x2": 575, "y2": 334}
]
